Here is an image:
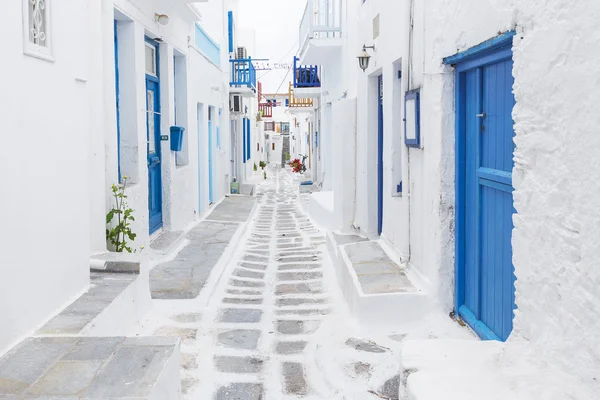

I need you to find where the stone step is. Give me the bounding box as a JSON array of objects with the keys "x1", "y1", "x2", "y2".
[
  {"x1": 327, "y1": 233, "x2": 431, "y2": 326},
  {"x1": 38, "y1": 271, "x2": 150, "y2": 336},
  {"x1": 0, "y1": 336, "x2": 181, "y2": 399},
  {"x1": 149, "y1": 230, "x2": 185, "y2": 255}
]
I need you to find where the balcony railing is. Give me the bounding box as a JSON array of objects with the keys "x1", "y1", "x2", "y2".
[
  {"x1": 264, "y1": 121, "x2": 275, "y2": 131},
  {"x1": 288, "y1": 83, "x2": 313, "y2": 108},
  {"x1": 299, "y1": 0, "x2": 342, "y2": 54},
  {"x1": 230, "y1": 58, "x2": 257, "y2": 92},
  {"x1": 293, "y1": 56, "x2": 321, "y2": 88},
  {"x1": 259, "y1": 102, "x2": 273, "y2": 118}
]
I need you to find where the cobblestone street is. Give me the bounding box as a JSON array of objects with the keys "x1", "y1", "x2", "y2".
[{"x1": 138, "y1": 169, "x2": 403, "y2": 400}]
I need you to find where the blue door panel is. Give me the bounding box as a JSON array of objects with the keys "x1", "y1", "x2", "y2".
[
  {"x1": 457, "y1": 42, "x2": 516, "y2": 342},
  {"x1": 147, "y1": 78, "x2": 163, "y2": 234}
]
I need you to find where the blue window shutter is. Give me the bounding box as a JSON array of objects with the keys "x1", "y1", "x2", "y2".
[
  {"x1": 228, "y1": 11, "x2": 234, "y2": 53},
  {"x1": 242, "y1": 118, "x2": 247, "y2": 163},
  {"x1": 246, "y1": 119, "x2": 251, "y2": 160}
]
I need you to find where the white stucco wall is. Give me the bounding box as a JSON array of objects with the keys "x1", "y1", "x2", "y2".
[{"x1": 0, "y1": 0, "x2": 92, "y2": 354}]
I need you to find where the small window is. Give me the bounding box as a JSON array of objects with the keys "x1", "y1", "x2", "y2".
[
  {"x1": 272, "y1": 143, "x2": 275, "y2": 151},
  {"x1": 145, "y1": 44, "x2": 157, "y2": 75},
  {"x1": 405, "y1": 89, "x2": 421, "y2": 148},
  {"x1": 23, "y1": 0, "x2": 53, "y2": 60}
]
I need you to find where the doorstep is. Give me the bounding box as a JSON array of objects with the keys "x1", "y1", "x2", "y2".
[
  {"x1": 150, "y1": 230, "x2": 185, "y2": 255},
  {"x1": 0, "y1": 336, "x2": 180, "y2": 399},
  {"x1": 327, "y1": 233, "x2": 431, "y2": 326}
]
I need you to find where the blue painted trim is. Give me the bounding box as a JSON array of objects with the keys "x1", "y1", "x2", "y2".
[
  {"x1": 293, "y1": 56, "x2": 321, "y2": 88},
  {"x1": 114, "y1": 20, "x2": 121, "y2": 181},
  {"x1": 458, "y1": 305, "x2": 501, "y2": 341},
  {"x1": 397, "y1": 181, "x2": 402, "y2": 194},
  {"x1": 377, "y1": 75, "x2": 384, "y2": 236},
  {"x1": 404, "y1": 88, "x2": 421, "y2": 148},
  {"x1": 228, "y1": 11, "x2": 234, "y2": 54},
  {"x1": 242, "y1": 118, "x2": 247, "y2": 163},
  {"x1": 230, "y1": 58, "x2": 257, "y2": 91},
  {"x1": 477, "y1": 167, "x2": 512, "y2": 186},
  {"x1": 443, "y1": 31, "x2": 516, "y2": 65},
  {"x1": 195, "y1": 23, "x2": 221, "y2": 67}
]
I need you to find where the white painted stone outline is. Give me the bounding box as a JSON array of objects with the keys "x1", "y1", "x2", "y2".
[{"x1": 22, "y1": 0, "x2": 54, "y2": 62}]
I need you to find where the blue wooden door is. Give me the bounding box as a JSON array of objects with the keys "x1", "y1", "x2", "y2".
[
  {"x1": 457, "y1": 44, "x2": 516, "y2": 341},
  {"x1": 145, "y1": 40, "x2": 162, "y2": 234},
  {"x1": 208, "y1": 108, "x2": 214, "y2": 204},
  {"x1": 377, "y1": 75, "x2": 384, "y2": 235}
]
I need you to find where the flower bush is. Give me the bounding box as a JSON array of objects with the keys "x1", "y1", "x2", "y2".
[{"x1": 289, "y1": 158, "x2": 301, "y2": 173}]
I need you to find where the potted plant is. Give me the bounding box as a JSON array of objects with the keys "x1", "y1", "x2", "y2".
[
  {"x1": 259, "y1": 161, "x2": 266, "y2": 170},
  {"x1": 106, "y1": 177, "x2": 137, "y2": 253}
]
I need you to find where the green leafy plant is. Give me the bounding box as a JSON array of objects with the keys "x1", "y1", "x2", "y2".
[
  {"x1": 253, "y1": 162, "x2": 258, "y2": 171},
  {"x1": 259, "y1": 161, "x2": 266, "y2": 170},
  {"x1": 285, "y1": 152, "x2": 291, "y2": 161},
  {"x1": 106, "y1": 177, "x2": 137, "y2": 253},
  {"x1": 263, "y1": 171, "x2": 267, "y2": 180}
]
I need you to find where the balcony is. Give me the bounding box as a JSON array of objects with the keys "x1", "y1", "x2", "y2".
[
  {"x1": 264, "y1": 121, "x2": 275, "y2": 131},
  {"x1": 230, "y1": 58, "x2": 257, "y2": 97},
  {"x1": 298, "y1": 0, "x2": 342, "y2": 65},
  {"x1": 287, "y1": 83, "x2": 313, "y2": 111},
  {"x1": 293, "y1": 56, "x2": 321, "y2": 98},
  {"x1": 258, "y1": 102, "x2": 273, "y2": 119}
]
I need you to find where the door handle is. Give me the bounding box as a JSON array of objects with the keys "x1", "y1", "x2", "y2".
[{"x1": 476, "y1": 112, "x2": 486, "y2": 118}]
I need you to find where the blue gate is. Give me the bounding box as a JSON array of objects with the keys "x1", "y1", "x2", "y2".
[{"x1": 448, "y1": 33, "x2": 517, "y2": 341}]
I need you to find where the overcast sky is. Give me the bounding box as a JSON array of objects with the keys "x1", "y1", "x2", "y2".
[{"x1": 237, "y1": 0, "x2": 307, "y2": 94}]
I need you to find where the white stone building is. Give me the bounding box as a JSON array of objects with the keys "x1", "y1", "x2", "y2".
[
  {"x1": 0, "y1": 0, "x2": 234, "y2": 356},
  {"x1": 295, "y1": 0, "x2": 600, "y2": 396}
]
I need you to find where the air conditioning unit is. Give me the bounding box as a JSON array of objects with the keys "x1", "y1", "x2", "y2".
[
  {"x1": 236, "y1": 46, "x2": 248, "y2": 60},
  {"x1": 230, "y1": 94, "x2": 243, "y2": 114}
]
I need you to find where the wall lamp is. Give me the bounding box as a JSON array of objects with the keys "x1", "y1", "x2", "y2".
[
  {"x1": 358, "y1": 45, "x2": 375, "y2": 72},
  {"x1": 155, "y1": 13, "x2": 170, "y2": 26}
]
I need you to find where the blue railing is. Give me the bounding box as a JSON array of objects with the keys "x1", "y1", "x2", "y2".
[
  {"x1": 195, "y1": 23, "x2": 220, "y2": 67},
  {"x1": 293, "y1": 56, "x2": 320, "y2": 88},
  {"x1": 230, "y1": 58, "x2": 257, "y2": 91}
]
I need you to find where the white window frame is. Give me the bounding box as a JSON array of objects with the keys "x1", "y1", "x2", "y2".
[
  {"x1": 144, "y1": 43, "x2": 158, "y2": 76},
  {"x1": 22, "y1": 0, "x2": 54, "y2": 62}
]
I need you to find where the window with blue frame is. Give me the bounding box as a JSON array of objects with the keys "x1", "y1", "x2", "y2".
[
  {"x1": 242, "y1": 118, "x2": 247, "y2": 163},
  {"x1": 404, "y1": 89, "x2": 421, "y2": 148},
  {"x1": 246, "y1": 118, "x2": 251, "y2": 161}
]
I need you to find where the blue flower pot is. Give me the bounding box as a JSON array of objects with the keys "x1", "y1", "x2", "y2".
[{"x1": 170, "y1": 126, "x2": 185, "y2": 152}]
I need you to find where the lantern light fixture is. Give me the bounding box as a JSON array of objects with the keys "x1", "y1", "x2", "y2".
[
  {"x1": 155, "y1": 13, "x2": 170, "y2": 26},
  {"x1": 358, "y1": 45, "x2": 375, "y2": 72}
]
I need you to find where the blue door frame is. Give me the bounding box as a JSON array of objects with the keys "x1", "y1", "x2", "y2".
[
  {"x1": 377, "y1": 75, "x2": 384, "y2": 235},
  {"x1": 145, "y1": 38, "x2": 163, "y2": 234},
  {"x1": 114, "y1": 21, "x2": 121, "y2": 180},
  {"x1": 446, "y1": 32, "x2": 517, "y2": 342},
  {"x1": 208, "y1": 107, "x2": 214, "y2": 204}
]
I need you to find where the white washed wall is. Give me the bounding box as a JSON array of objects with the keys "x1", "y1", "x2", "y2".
[{"x1": 0, "y1": 0, "x2": 92, "y2": 354}]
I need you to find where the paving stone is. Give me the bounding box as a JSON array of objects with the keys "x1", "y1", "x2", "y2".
[
  {"x1": 377, "y1": 374, "x2": 400, "y2": 400},
  {"x1": 282, "y1": 362, "x2": 308, "y2": 395},
  {"x1": 226, "y1": 289, "x2": 263, "y2": 296},
  {"x1": 229, "y1": 279, "x2": 265, "y2": 288},
  {"x1": 217, "y1": 329, "x2": 261, "y2": 350},
  {"x1": 214, "y1": 356, "x2": 264, "y2": 374},
  {"x1": 351, "y1": 362, "x2": 372, "y2": 378},
  {"x1": 277, "y1": 256, "x2": 320, "y2": 263},
  {"x1": 276, "y1": 341, "x2": 307, "y2": 355},
  {"x1": 278, "y1": 263, "x2": 322, "y2": 271},
  {"x1": 276, "y1": 309, "x2": 331, "y2": 316},
  {"x1": 275, "y1": 282, "x2": 323, "y2": 295},
  {"x1": 276, "y1": 298, "x2": 328, "y2": 307},
  {"x1": 214, "y1": 383, "x2": 264, "y2": 400},
  {"x1": 345, "y1": 338, "x2": 389, "y2": 353},
  {"x1": 278, "y1": 272, "x2": 323, "y2": 281},
  {"x1": 358, "y1": 273, "x2": 415, "y2": 295},
  {"x1": 154, "y1": 327, "x2": 198, "y2": 341},
  {"x1": 181, "y1": 353, "x2": 199, "y2": 370},
  {"x1": 61, "y1": 337, "x2": 122, "y2": 361},
  {"x1": 26, "y1": 360, "x2": 104, "y2": 395},
  {"x1": 223, "y1": 297, "x2": 264, "y2": 305},
  {"x1": 277, "y1": 251, "x2": 320, "y2": 257},
  {"x1": 233, "y1": 269, "x2": 265, "y2": 280},
  {"x1": 243, "y1": 255, "x2": 269, "y2": 263},
  {"x1": 172, "y1": 312, "x2": 203, "y2": 323},
  {"x1": 389, "y1": 333, "x2": 407, "y2": 342},
  {"x1": 0, "y1": 337, "x2": 76, "y2": 395},
  {"x1": 239, "y1": 262, "x2": 268, "y2": 271},
  {"x1": 276, "y1": 320, "x2": 321, "y2": 335},
  {"x1": 218, "y1": 308, "x2": 262, "y2": 323},
  {"x1": 182, "y1": 377, "x2": 199, "y2": 395}
]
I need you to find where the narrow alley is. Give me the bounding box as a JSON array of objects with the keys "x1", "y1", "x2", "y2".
[{"x1": 134, "y1": 168, "x2": 408, "y2": 400}]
